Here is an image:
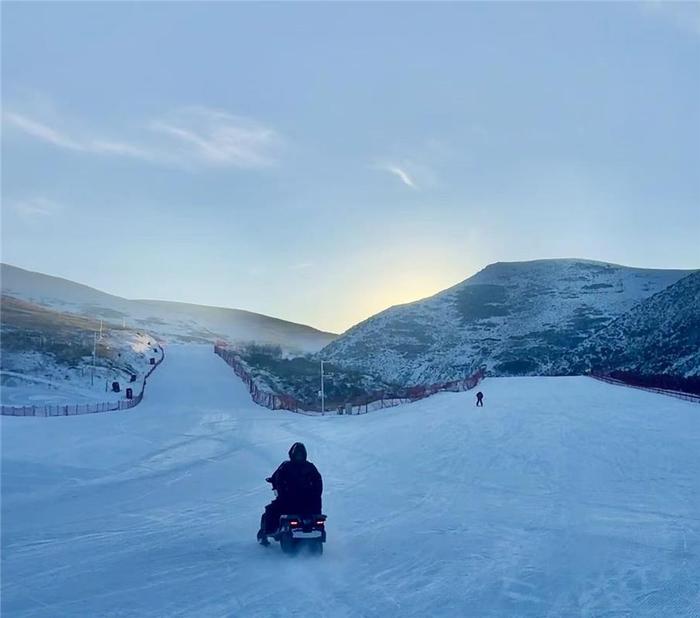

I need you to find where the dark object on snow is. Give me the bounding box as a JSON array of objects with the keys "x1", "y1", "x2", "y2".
[
  {"x1": 112, "y1": 381, "x2": 120, "y2": 393},
  {"x1": 259, "y1": 514, "x2": 327, "y2": 555},
  {"x1": 476, "y1": 391, "x2": 484, "y2": 407},
  {"x1": 258, "y1": 442, "x2": 324, "y2": 545},
  {"x1": 125, "y1": 387, "x2": 133, "y2": 400},
  {"x1": 150, "y1": 357, "x2": 156, "y2": 365},
  {"x1": 130, "y1": 374, "x2": 137, "y2": 383}
]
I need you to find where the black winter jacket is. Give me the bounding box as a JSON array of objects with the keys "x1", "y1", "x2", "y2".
[{"x1": 269, "y1": 460, "x2": 323, "y2": 513}]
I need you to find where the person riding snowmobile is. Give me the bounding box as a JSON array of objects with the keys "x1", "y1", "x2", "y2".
[{"x1": 257, "y1": 442, "x2": 323, "y2": 543}]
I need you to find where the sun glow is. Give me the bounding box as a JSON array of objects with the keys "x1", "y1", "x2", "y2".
[{"x1": 336, "y1": 261, "x2": 469, "y2": 333}]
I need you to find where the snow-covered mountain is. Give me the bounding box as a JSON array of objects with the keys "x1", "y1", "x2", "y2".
[
  {"x1": 320, "y1": 259, "x2": 694, "y2": 384},
  {"x1": 562, "y1": 271, "x2": 700, "y2": 377},
  {"x1": 1, "y1": 264, "x2": 336, "y2": 352}
]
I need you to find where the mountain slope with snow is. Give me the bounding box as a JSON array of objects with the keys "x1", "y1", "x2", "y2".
[
  {"x1": 0, "y1": 296, "x2": 162, "y2": 406},
  {"x1": 320, "y1": 259, "x2": 693, "y2": 384},
  {"x1": 2, "y1": 345, "x2": 698, "y2": 616},
  {"x1": 1, "y1": 263, "x2": 336, "y2": 352},
  {"x1": 563, "y1": 271, "x2": 700, "y2": 377}
]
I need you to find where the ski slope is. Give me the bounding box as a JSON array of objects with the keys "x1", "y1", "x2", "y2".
[{"x1": 2, "y1": 345, "x2": 699, "y2": 617}]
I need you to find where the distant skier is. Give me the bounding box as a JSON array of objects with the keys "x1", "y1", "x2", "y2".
[
  {"x1": 475, "y1": 391, "x2": 484, "y2": 407},
  {"x1": 257, "y1": 442, "x2": 323, "y2": 544}
]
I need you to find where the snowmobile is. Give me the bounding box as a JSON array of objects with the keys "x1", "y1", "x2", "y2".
[
  {"x1": 258, "y1": 480, "x2": 326, "y2": 555},
  {"x1": 269, "y1": 514, "x2": 326, "y2": 555}
]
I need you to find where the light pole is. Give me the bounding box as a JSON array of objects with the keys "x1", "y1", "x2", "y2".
[
  {"x1": 91, "y1": 331, "x2": 97, "y2": 386},
  {"x1": 318, "y1": 360, "x2": 335, "y2": 414},
  {"x1": 320, "y1": 360, "x2": 325, "y2": 414}
]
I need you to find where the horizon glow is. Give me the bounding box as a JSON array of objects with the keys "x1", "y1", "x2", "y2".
[{"x1": 2, "y1": 2, "x2": 699, "y2": 332}]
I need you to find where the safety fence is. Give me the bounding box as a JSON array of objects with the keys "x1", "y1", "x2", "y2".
[
  {"x1": 214, "y1": 344, "x2": 484, "y2": 415},
  {"x1": 1, "y1": 345, "x2": 166, "y2": 417},
  {"x1": 588, "y1": 372, "x2": 700, "y2": 404},
  {"x1": 214, "y1": 344, "x2": 306, "y2": 413},
  {"x1": 348, "y1": 369, "x2": 485, "y2": 415}
]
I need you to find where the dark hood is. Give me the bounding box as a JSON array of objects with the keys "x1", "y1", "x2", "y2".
[{"x1": 288, "y1": 442, "x2": 307, "y2": 462}]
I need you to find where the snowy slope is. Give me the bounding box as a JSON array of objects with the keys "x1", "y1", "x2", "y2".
[
  {"x1": 1, "y1": 296, "x2": 161, "y2": 406},
  {"x1": 2, "y1": 345, "x2": 699, "y2": 617},
  {"x1": 1, "y1": 263, "x2": 336, "y2": 353},
  {"x1": 321, "y1": 259, "x2": 693, "y2": 384},
  {"x1": 563, "y1": 271, "x2": 700, "y2": 377}
]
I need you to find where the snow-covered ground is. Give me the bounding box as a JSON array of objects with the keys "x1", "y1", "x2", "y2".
[
  {"x1": 2, "y1": 345, "x2": 698, "y2": 616},
  {"x1": 1, "y1": 332, "x2": 160, "y2": 407}
]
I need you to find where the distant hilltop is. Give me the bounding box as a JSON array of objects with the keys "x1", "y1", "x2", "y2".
[
  {"x1": 0, "y1": 263, "x2": 337, "y2": 353},
  {"x1": 319, "y1": 259, "x2": 698, "y2": 383}
]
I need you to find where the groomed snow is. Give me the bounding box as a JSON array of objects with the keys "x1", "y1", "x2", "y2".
[{"x1": 2, "y1": 345, "x2": 698, "y2": 616}]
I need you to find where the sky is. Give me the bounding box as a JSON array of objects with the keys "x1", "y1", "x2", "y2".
[{"x1": 2, "y1": 2, "x2": 699, "y2": 333}]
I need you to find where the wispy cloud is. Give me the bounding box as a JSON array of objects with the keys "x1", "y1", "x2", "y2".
[
  {"x1": 3, "y1": 112, "x2": 82, "y2": 150},
  {"x1": 375, "y1": 161, "x2": 418, "y2": 189},
  {"x1": 2, "y1": 106, "x2": 282, "y2": 170},
  {"x1": 3, "y1": 112, "x2": 155, "y2": 160},
  {"x1": 374, "y1": 155, "x2": 442, "y2": 190},
  {"x1": 387, "y1": 164, "x2": 417, "y2": 188},
  {"x1": 151, "y1": 107, "x2": 280, "y2": 169},
  {"x1": 10, "y1": 197, "x2": 63, "y2": 220}
]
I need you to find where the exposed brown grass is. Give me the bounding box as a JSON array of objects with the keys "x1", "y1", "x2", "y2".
[{"x1": 1, "y1": 295, "x2": 126, "y2": 367}]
